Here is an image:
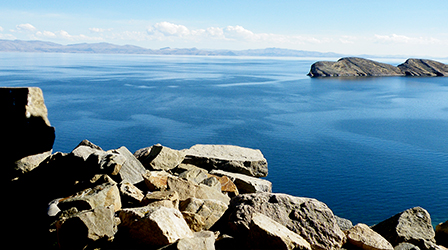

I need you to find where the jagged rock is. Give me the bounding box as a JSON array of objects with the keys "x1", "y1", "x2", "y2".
[
  {"x1": 167, "y1": 175, "x2": 231, "y2": 205},
  {"x1": 223, "y1": 192, "x2": 346, "y2": 250},
  {"x1": 307, "y1": 57, "x2": 404, "y2": 77},
  {"x1": 118, "y1": 205, "x2": 194, "y2": 247},
  {"x1": 56, "y1": 205, "x2": 117, "y2": 250},
  {"x1": 210, "y1": 169, "x2": 272, "y2": 194},
  {"x1": 336, "y1": 215, "x2": 354, "y2": 231},
  {"x1": 141, "y1": 190, "x2": 180, "y2": 209},
  {"x1": 394, "y1": 242, "x2": 421, "y2": 250},
  {"x1": 179, "y1": 167, "x2": 209, "y2": 184},
  {"x1": 398, "y1": 59, "x2": 448, "y2": 76},
  {"x1": 180, "y1": 197, "x2": 228, "y2": 231},
  {"x1": 142, "y1": 170, "x2": 173, "y2": 191},
  {"x1": 436, "y1": 220, "x2": 448, "y2": 247},
  {"x1": 210, "y1": 174, "x2": 239, "y2": 196},
  {"x1": 134, "y1": 144, "x2": 185, "y2": 171},
  {"x1": 345, "y1": 223, "x2": 393, "y2": 250},
  {"x1": 119, "y1": 182, "x2": 144, "y2": 207},
  {"x1": 371, "y1": 207, "x2": 436, "y2": 250},
  {"x1": 12, "y1": 150, "x2": 52, "y2": 178},
  {"x1": 183, "y1": 144, "x2": 268, "y2": 177},
  {"x1": 247, "y1": 212, "x2": 312, "y2": 250},
  {"x1": 1, "y1": 87, "x2": 55, "y2": 166},
  {"x1": 200, "y1": 176, "x2": 222, "y2": 191},
  {"x1": 108, "y1": 146, "x2": 147, "y2": 184},
  {"x1": 159, "y1": 231, "x2": 216, "y2": 250},
  {"x1": 58, "y1": 182, "x2": 122, "y2": 213}
]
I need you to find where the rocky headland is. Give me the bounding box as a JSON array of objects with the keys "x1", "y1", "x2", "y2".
[
  {"x1": 3, "y1": 87, "x2": 448, "y2": 250},
  {"x1": 307, "y1": 57, "x2": 448, "y2": 77}
]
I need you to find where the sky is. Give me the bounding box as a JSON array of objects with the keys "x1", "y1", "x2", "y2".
[{"x1": 1, "y1": 0, "x2": 447, "y2": 57}]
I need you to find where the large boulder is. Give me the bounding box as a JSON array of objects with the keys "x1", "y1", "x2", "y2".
[
  {"x1": 182, "y1": 144, "x2": 268, "y2": 177},
  {"x1": 222, "y1": 192, "x2": 346, "y2": 250},
  {"x1": 371, "y1": 207, "x2": 436, "y2": 250},
  {"x1": 345, "y1": 223, "x2": 393, "y2": 250},
  {"x1": 398, "y1": 59, "x2": 448, "y2": 76},
  {"x1": 435, "y1": 220, "x2": 448, "y2": 247},
  {"x1": 210, "y1": 169, "x2": 272, "y2": 194},
  {"x1": 160, "y1": 231, "x2": 216, "y2": 250},
  {"x1": 307, "y1": 57, "x2": 404, "y2": 77},
  {"x1": 247, "y1": 212, "x2": 312, "y2": 250},
  {"x1": 142, "y1": 170, "x2": 173, "y2": 191},
  {"x1": 118, "y1": 205, "x2": 194, "y2": 247},
  {"x1": 134, "y1": 144, "x2": 185, "y2": 171},
  {"x1": 180, "y1": 197, "x2": 228, "y2": 231},
  {"x1": 1, "y1": 87, "x2": 55, "y2": 178}
]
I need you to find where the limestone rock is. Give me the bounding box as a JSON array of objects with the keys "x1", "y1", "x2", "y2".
[
  {"x1": 119, "y1": 182, "x2": 144, "y2": 208},
  {"x1": 398, "y1": 59, "x2": 448, "y2": 76},
  {"x1": 58, "y1": 182, "x2": 122, "y2": 212},
  {"x1": 56, "y1": 205, "x2": 117, "y2": 250},
  {"x1": 223, "y1": 192, "x2": 346, "y2": 250},
  {"x1": 1, "y1": 87, "x2": 55, "y2": 164},
  {"x1": 394, "y1": 242, "x2": 421, "y2": 250},
  {"x1": 345, "y1": 223, "x2": 393, "y2": 250},
  {"x1": 183, "y1": 144, "x2": 268, "y2": 177},
  {"x1": 134, "y1": 144, "x2": 185, "y2": 171},
  {"x1": 307, "y1": 57, "x2": 404, "y2": 77},
  {"x1": 247, "y1": 212, "x2": 312, "y2": 250},
  {"x1": 13, "y1": 150, "x2": 52, "y2": 176},
  {"x1": 179, "y1": 167, "x2": 209, "y2": 184},
  {"x1": 210, "y1": 174, "x2": 239, "y2": 196},
  {"x1": 336, "y1": 215, "x2": 354, "y2": 231},
  {"x1": 143, "y1": 170, "x2": 174, "y2": 191},
  {"x1": 200, "y1": 176, "x2": 222, "y2": 192},
  {"x1": 167, "y1": 175, "x2": 231, "y2": 205},
  {"x1": 118, "y1": 205, "x2": 194, "y2": 247},
  {"x1": 371, "y1": 207, "x2": 436, "y2": 250},
  {"x1": 180, "y1": 197, "x2": 228, "y2": 230},
  {"x1": 141, "y1": 190, "x2": 180, "y2": 209},
  {"x1": 436, "y1": 220, "x2": 448, "y2": 247},
  {"x1": 108, "y1": 146, "x2": 147, "y2": 184},
  {"x1": 210, "y1": 169, "x2": 272, "y2": 194},
  {"x1": 160, "y1": 231, "x2": 216, "y2": 250}
]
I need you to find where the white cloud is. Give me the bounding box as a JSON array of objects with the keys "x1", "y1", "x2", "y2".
[
  {"x1": 36, "y1": 30, "x2": 56, "y2": 38},
  {"x1": 15, "y1": 23, "x2": 37, "y2": 32},
  {"x1": 0, "y1": 26, "x2": 3, "y2": 32},
  {"x1": 89, "y1": 27, "x2": 113, "y2": 33},
  {"x1": 149, "y1": 22, "x2": 190, "y2": 37},
  {"x1": 374, "y1": 34, "x2": 442, "y2": 45}
]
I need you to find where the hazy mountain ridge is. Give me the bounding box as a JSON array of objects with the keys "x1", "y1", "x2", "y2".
[{"x1": 0, "y1": 39, "x2": 344, "y2": 57}]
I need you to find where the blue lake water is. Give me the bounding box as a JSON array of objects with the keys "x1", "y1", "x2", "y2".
[{"x1": 1, "y1": 52, "x2": 447, "y2": 226}]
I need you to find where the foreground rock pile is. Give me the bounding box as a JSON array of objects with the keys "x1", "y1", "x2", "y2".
[
  {"x1": 4, "y1": 87, "x2": 448, "y2": 250},
  {"x1": 307, "y1": 57, "x2": 448, "y2": 77}
]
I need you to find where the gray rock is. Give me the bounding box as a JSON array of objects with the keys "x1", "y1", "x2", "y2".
[
  {"x1": 345, "y1": 223, "x2": 393, "y2": 250},
  {"x1": 134, "y1": 144, "x2": 185, "y2": 171},
  {"x1": 335, "y1": 215, "x2": 354, "y2": 231},
  {"x1": 1, "y1": 87, "x2": 55, "y2": 163},
  {"x1": 210, "y1": 169, "x2": 272, "y2": 194},
  {"x1": 180, "y1": 197, "x2": 228, "y2": 231},
  {"x1": 398, "y1": 59, "x2": 448, "y2": 76},
  {"x1": 179, "y1": 167, "x2": 209, "y2": 184},
  {"x1": 223, "y1": 192, "x2": 346, "y2": 250},
  {"x1": 371, "y1": 207, "x2": 436, "y2": 250},
  {"x1": 247, "y1": 212, "x2": 312, "y2": 250},
  {"x1": 183, "y1": 144, "x2": 268, "y2": 177},
  {"x1": 308, "y1": 57, "x2": 404, "y2": 77},
  {"x1": 108, "y1": 146, "x2": 147, "y2": 185},
  {"x1": 56, "y1": 205, "x2": 117, "y2": 250},
  {"x1": 435, "y1": 220, "x2": 448, "y2": 247},
  {"x1": 118, "y1": 205, "x2": 193, "y2": 247},
  {"x1": 394, "y1": 242, "x2": 421, "y2": 250}
]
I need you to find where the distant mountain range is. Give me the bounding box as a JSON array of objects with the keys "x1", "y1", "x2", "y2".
[{"x1": 0, "y1": 39, "x2": 344, "y2": 58}]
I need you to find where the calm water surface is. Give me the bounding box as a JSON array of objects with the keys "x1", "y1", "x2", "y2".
[{"x1": 1, "y1": 52, "x2": 447, "y2": 226}]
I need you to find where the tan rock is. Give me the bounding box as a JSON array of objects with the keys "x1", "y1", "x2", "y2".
[
  {"x1": 134, "y1": 144, "x2": 185, "y2": 171},
  {"x1": 346, "y1": 223, "x2": 393, "y2": 250},
  {"x1": 210, "y1": 169, "x2": 272, "y2": 194},
  {"x1": 119, "y1": 182, "x2": 144, "y2": 207},
  {"x1": 180, "y1": 197, "x2": 228, "y2": 230},
  {"x1": 143, "y1": 170, "x2": 173, "y2": 191},
  {"x1": 141, "y1": 190, "x2": 180, "y2": 209}
]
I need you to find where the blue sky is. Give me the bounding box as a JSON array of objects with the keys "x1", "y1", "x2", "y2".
[{"x1": 1, "y1": 0, "x2": 447, "y2": 57}]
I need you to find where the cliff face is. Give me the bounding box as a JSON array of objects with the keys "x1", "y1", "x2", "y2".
[{"x1": 308, "y1": 57, "x2": 448, "y2": 77}]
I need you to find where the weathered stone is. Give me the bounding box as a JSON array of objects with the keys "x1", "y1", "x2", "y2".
[
  {"x1": 180, "y1": 197, "x2": 228, "y2": 230},
  {"x1": 436, "y1": 220, "x2": 448, "y2": 247},
  {"x1": 58, "y1": 182, "x2": 122, "y2": 212},
  {"x1": 71, "y1": 139, "x2": 104, "y2": 161},
  {"x1": 1, "y1": 87, "x2": 55, "y2": 164},
  {"x1": 398, "y1": 59, "x2": 448, "y2": 76},
  {"x1": 179, "y1": 167, "x2": 209, "y2": 184},
  {"x1": 143, "y1": 170, "x2": 174, "y2": 191},
  {"x1": 141, "y1": 190, "x2": 180, "y2": 209},
  {"x1": 200, "y1": 176, "x2": 222, "y2": 192},
  {"x1": 247, "y1": 212, "x2": 311, "y2": 250},
  {"x1": 134, "y1": 144, "x2": 185, "y2": 171},
  {"x1": 394, "y1": 242, "x2": 421, "y2": 250},
  {"x1": 118, "y1": 205, "x2": 193, "y2": 247},
  {"x1": 13, "y1": 150, "x2": 52, "y2": 176},
  {"x1": 345, "y1": 223, "x2": 393, "y2": 250},
  {"x1": 181, "y1": 211, "x2": 207, "y2": 232},
  {"x1": 223, "y1": 192, "x2": 346, "y2": 250},
  {"x1": 108, "y1": 146, "x2": 147, "y2": 184},
  {"x1": 210, "y1": 174, "x2": 239, "y2": 196},
  {"x1": 119, "y1": 182, "x2": 144, "y2": 208},
  {"x1": 159, "y1": 231, "x2": 216, "y2": 250},
  {"x1": 183, "y1": 144, "x2": 268, "y2": 177},
  {"x1": 210, "y1": 169, "x2": 272, "y2": 194},
  {"x1": 336, "y1": 215, "x2": 354, "y2": 231},
  {"x1": 371, "y1": 207, "x2": 436, "y2": 250},
  {"x1": 167, "y1": 175, "x2": 231, "y2": 205},
  {"x1": 56, "y1": 205, "x2": 117, "y2": 250}
]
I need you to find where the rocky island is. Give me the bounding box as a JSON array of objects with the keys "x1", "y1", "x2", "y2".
[
  {"x1": 3, "y1": 87, "x2": 448, "y2": 250},
  {"x1": 308, "y1": 57, "x2": 448, "y2": 77}
]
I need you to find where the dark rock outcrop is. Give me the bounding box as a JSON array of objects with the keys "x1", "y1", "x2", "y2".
[
  {"x1": 308, "y1": 57, "x2": 448, "y2": 77},
  {"x1": 398, "y1": 59, "x2": 448, "y2": 76},
  {"x1": 307, "y1": 57, "x2": 404, "y2": 77}
]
